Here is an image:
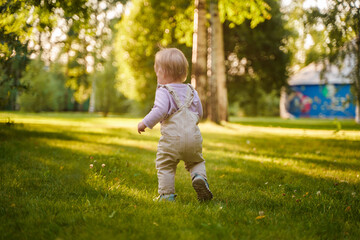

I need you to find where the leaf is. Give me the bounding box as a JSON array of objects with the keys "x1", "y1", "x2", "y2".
[{"x1": 109, "y1": 210, "x2": 117, "y2": 218}]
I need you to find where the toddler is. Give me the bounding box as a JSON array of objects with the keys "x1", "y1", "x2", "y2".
[{"x1": 137, "y1": 48, "x2": 213, "y2": 202}]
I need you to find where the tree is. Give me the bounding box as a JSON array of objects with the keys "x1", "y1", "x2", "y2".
[
  {"x1": 93, "y1": 54, "x2": 130, "y2": 117},
  {"x1": 223, "y1": 0, "x2": 290, "y2": 116},
  {"x1": 18, "y1": 58, "x2": 66, "y2": 112},
  {"x1": 191, "y1": 0, "x2": 271, "y2": 121},
  {"x1": 306, "y1": 0, "x2": 360, "y2": 123},
  {"x1": 115, "y1": 0, "x2": 193, "y2": 112},
  {"x1": 0, "y1": 0, "x2": 88, "y2": 109},
  {"x1": 210, "y1": 0, "x2": 227, "y2": 122},
  {"x1": 191, "y1": 0, "x2": 208, "y2": 117}
]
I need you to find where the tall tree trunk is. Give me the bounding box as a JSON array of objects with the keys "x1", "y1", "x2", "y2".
[
  {"x1": 356, "y1": 32, "x2": 360, "y2": 123},
  {"x1": 208, "y1": 1, "x2": 219, "y2": 123},
  {"x1": 88, "y1": 0, "x2": 100, "y2": 113},
  {"x1": 191, "y1": 0, "x2": 208, "y2": 118},
  {"x1": 211, "y1": 0, "x2": 228, "y2": 122}
]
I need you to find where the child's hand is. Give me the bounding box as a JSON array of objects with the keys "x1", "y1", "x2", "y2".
[{"x1": 138, "y1": 122, "x2": 146, "y2": 134}]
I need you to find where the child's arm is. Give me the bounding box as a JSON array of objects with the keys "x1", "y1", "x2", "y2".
[
  {"x1": 137, "y1": 122, "x2": 146, "y2": 134},
  {"x1": 137, "y1": 88, "x2": 170, "y2": 134}
]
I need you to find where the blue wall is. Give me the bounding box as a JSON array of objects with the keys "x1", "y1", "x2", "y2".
[{"x1": 288, "y1": 84, "x2": 356, "y2": 118}]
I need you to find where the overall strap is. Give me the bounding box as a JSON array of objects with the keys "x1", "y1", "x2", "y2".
[
  {"x1": 183, "y1": 84, "x2": 195, "y2": 108},
  {"x1": 158, "y1": 84, "x2": 183, "y2": 108}
]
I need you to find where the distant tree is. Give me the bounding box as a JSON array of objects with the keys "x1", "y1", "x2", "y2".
[
  {"x1": 18, "y1": 58, "x2": 66, "y2": 112},
  {"x1": 93, "y1": 54, "x2": 130, "y2": 117},
  {"x1": 0, "y1": 0, "x2": 89, "y2": 109},
  {"x1": 223, "y1": 0, "x2": 290, "y2": 116},
  {"x1": 115, "y1": 0, "x2": 193, "y2": 112}
]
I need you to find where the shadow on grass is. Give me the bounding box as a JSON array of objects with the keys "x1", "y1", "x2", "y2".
[
  {"x1": 1, "y1": 120, "x2": 360, "y2": 239},
  {"x1": 0, "y1": 123, "x2": 159, "y2": 202}
]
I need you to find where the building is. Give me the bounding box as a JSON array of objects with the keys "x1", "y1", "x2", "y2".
[{"x1": 280, "y1": 60, "x2": 357, "y2": 119}]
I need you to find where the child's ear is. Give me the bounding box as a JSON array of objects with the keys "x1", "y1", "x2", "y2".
[{"x1": 156, "y1": 67, "x2": 164, "y2": 76}]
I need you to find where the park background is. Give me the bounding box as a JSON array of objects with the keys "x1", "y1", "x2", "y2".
[{"x1": 1, "y1": 0, "x2": 360, "y2": 239}]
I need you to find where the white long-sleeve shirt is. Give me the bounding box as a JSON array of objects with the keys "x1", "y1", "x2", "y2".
[{"x1": 142, "y1": 83, "x2": 203, "y2": 129}]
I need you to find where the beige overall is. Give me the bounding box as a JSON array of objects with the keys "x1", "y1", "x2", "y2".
[{"x1": 156, "y1": 84, "x2": 207, "y2": 195}]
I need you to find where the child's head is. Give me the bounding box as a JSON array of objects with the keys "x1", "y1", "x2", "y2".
[{"x1": 154, "y1": 48, "x2": 188, "y2": 84}]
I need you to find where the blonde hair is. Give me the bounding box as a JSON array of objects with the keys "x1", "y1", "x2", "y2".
[{"x1": 154, "y1": 48, "x2": 189, "y2": 82}]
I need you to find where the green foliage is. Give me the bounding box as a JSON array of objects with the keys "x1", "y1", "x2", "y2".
[
  {"x1": 224, "y1": 0, "x2": 290, "y2": 116},
  {"x1": 0, "y1": 0, "x2": 89, "y2": 87},
  {"x1": 94, "y1": 56, "x2": 131, "y2": 116},
  {"x1": 18, "y1": 59, "x2": 66, "y2": 112},
  {"x1": 114, "y1": 0, "x2": 193, "y2": 111},
  {"x1": 1, "y1": 112, "x2": 360, "y2": 239},
  {"x1": 219, "y1": 0, "x2": 271, "y2": 28}
]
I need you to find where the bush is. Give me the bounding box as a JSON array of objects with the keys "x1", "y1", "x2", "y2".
[{"x1": 18, "y1": 59, "x2": 66, "y2": 112}]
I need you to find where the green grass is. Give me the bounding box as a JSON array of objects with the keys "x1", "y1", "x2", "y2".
[{"x1": 1, "y1": 112, "x2": 360, "y2": 240}]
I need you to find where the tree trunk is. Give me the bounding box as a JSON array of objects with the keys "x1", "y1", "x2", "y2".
[
  {"x1": 191, "y1": 0, "x2": 208, "y2": 118},
  {"x1": 356, "y1": 32, "x2": 360, "y2": 123},
  {"x1": 88, "y1": 0, "x2": 100, "y2": 113},
  {"x1": 208, "y1": 1, "x2": 219, "y2": 123},
  {"x1": 89, "y1": 81, "x2": 96, "y2": 113},
  {"x1": 213, "y1": 0, "x2": 228, "y2": 122}
]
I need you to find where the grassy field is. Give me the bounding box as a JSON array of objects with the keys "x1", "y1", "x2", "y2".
[{"x1": 1, "y1": 112, "x2": 360, "y2": 240}]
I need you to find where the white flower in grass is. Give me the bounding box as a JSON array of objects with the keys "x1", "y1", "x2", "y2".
[
  {"x1": 317, "y1": 191, "x2": 321, "y2": 196},
  {"x1": 102, "y1": 164, "x2": 106, "y2": 168},
  {"x1": 352, "y1": 192, "x2": 356, "y2": 197},
  {"x1": 90, "y1": 164, "x2": 94, "y2": 169}
]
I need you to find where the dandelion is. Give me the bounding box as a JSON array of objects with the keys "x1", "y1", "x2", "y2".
[
  {"x1": 317, "y1": 191, "x2": 321, "y2": 195},
  {"x1": 89, "y1": 164, "x2": 94, "y2": 169},
  {"x1": 256, "y1": 215, "x2": 266, "y2": 220},
  {"x1": 102, "y1": 164, "x2": 106, "y2": 168}
]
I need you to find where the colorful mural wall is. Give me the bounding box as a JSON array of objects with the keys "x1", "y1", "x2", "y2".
[{"x1": 288, "y1": 84, "x2": 356, "y2": 118}]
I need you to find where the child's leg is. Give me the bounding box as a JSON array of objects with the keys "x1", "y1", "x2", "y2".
[
  {"x1": 185, "y1": 159, "x2": 213, "y2": 201},
  {"x1": 156, "y1": 152, "x2": 180, "y2": 195},
  {"x1": 184, "y1": 160, "x2": 207, "y2": 180}
]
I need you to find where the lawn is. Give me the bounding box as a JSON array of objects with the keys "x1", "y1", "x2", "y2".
[{"x1": 1, "y1": 112, "x2": 360, "y2": 240}]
